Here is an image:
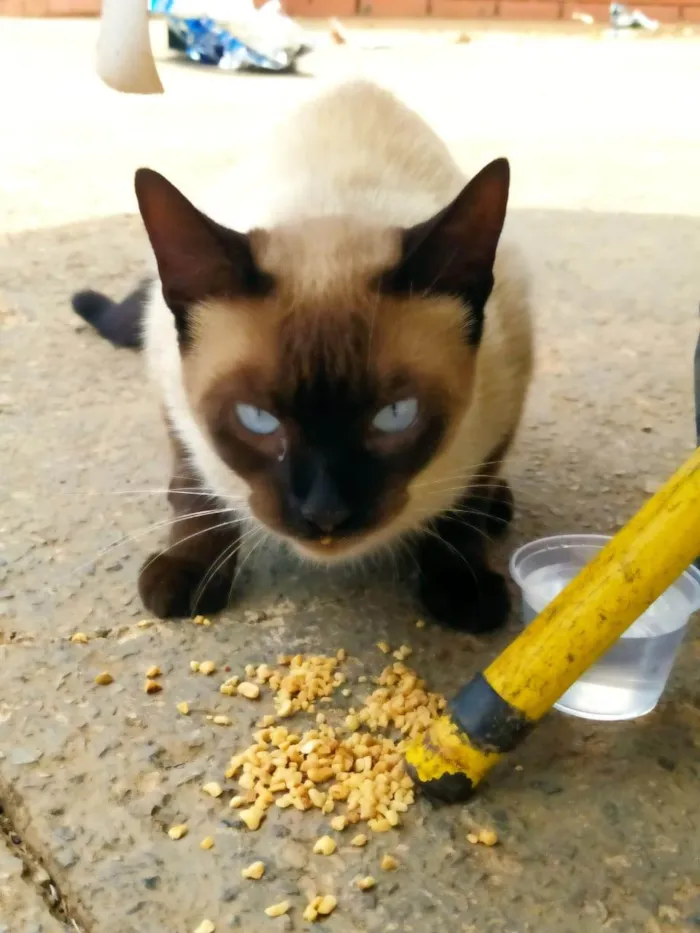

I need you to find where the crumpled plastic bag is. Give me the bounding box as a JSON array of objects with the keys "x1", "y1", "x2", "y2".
[
  {"x1": 148, "y1": 0, "x2": 311, "y2": 72},
  {"x1": 609, "y1": 1, "x2": 659, "y2": 30}
]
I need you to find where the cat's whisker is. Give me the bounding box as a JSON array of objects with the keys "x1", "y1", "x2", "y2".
[
  {"x1": 415, "y1": 505, "x2": 502, "y2": 537},
  {"x1": 469, "y1": 484, "x2": 549, "y2": 511},
  {"x1": 415, "y1": 482, "x2": 507, "y2": 498},
  {"x1": 446, "y1": 507, "x2": 510, "y2": 526},
  {"x1": 51, "y1": 487, "x2": 216, "y2": 498},
  {"x1": 70, "y1": 508, "x2": 241, "y2": 578},
  {"x1": 385, "y1": 540, "x2": 401, "y2": 587},
  {"x1": 190, "y1": 522, "x2": 261, "y2": 613},
  {"x1": 418, "y1": 496, "x2": 502, "y2": 542},
  {"x1": 225, "y1": 532, "x2": 256, "y2": 609},
  {"x1": 225, "y1": 527, "x2": 271, "y2": 605},
  {"x1": 410, "y1": 467, "x2": 507, "y2": 491},
  {"x1": 137, "y1": 517, "x2": 249, "y2": 582},
  {"x1": 413, "y1": 462, "x2": 507, "y2": 482},
  {"x1": 420, "y1": 526, "x2": 481, "y2": 589},
  {"x1": 42, "y1": 483, "x2": 250, "y2": 503},
  {"x1": 466, "y1": 481, "x2": 513, "y2": 490},
  {"x1": 445, "y1": 516, "x2": 499, "y2": 545},
  {"x1": 395, "y1": 537, "x2": 421, "y2": 577},
  {"x1": 414, "y1": 477, "x2": 545, "y2": 505}
]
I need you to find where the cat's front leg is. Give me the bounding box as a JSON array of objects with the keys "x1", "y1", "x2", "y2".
[
  {"x1": 414, "y1": 479, "x2": 514, "y2": 633},
  {"x1": 138, "y1": 437, "x2": 241, "y2": 619}
]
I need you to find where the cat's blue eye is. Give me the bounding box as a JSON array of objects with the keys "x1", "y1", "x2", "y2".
[
  {"x1": 372, "y1": 398, "x2": 418, "y2": 434},
  {"x1": 236, "y1": 403, "x2": 281, "y2": 436}
]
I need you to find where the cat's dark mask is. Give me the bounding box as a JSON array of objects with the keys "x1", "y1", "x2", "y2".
[{"x1": 134, "y1": 161, "x2": 510, "y2": 558}]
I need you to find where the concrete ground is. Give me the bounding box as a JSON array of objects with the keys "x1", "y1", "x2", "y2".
[{"x1": 1, "y1": 15, "x2": 700, "y2": 933}]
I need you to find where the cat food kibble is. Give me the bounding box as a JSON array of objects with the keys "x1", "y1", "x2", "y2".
[
  {"x1": 167, "y1": 824, "x2": 188, "y2": 840},
  {"x1": 239, "y1": 806, "x2": 265, "y2": 831},
  {"x1": 313, "y1": 835, "x2": 337, "y2": 856},
  {"x1": 194, "y1": 921, "x2": 215, "y2": 933},
  {"x1": 202, "y1": 782, "x2": 223, "y2": 798},
  {"x1": 94, "y1": 672, "x2": 113, "y2": 686},
  {"x1": 264, "y1": 901, "x2": 290, "y2": 918},
  {"x1": 467, "y1": 828, "x2": 499, "y2": 846},
  {"x1": 381, "y1": 854, "x2": 399, "y2": 871},
  {"x1": 241, "y1": 860, "x2": 265, "y2": 880},
  {"x1": 213, "y1": 715, "x2": 232, "y2": 726},
  {"x1": 176, "y1": 701, "x2": 190, "y2": 715},
  {"x1": 237, "y1": 682, "x2": 260, "y2": 700},
  {"x1": 145, "y1": 679, "x2": 162, "y2": 694},
  {"x1": 368, "y1": 817, "x2": 392, "y2": 833},
  {"x1": 200, "y1": 836, "x2": 215, "y2": 850},
  {"x1": 357, "y1": 876, "x2": 376, "y2": 891},
  {"x1": 316, "y1": 895, "x2": 338, "y2": 917},
  {"x1": 146, "y1": 665, "x2": 162, "y2": 678},
  {"x1": 71, "y1": 632, "x2": 89, "y2": 644},
  {"x1": 199, "y1": 660, "x2": 217, "y2": 676},
  {"x1": 305, "y1": 895, "x2": 331, "y2": 922}
]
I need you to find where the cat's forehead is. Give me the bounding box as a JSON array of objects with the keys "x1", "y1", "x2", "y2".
[
  {"x1": 251, "y1": 216, "x2": 401, "y2": 301},
  {"x1": 184, "y1": 217, "x2": 471, "y2": 407}
]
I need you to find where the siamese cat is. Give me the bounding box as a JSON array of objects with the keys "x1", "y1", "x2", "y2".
[{"x1": 72, "y1": 79, "x2": 533, "y2": 630}]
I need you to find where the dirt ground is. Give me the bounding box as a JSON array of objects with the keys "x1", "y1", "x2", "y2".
[{"x1": 1, "y1": 15, "x2": 700, "y2": 933}]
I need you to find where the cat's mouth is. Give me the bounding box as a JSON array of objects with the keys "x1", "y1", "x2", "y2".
[
  {"x1": 292, "y1": 534, "x2": 359, "y2": 561},
  {"x1": 281, "y1": 503, "x2": 408, "y2": 562},
  {"x1": 247, "y1": 486, "x2": 409, "y2": 562}
]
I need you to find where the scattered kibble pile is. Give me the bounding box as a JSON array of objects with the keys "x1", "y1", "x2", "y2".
[
  {"x1": 190, "y1": 642, "x2": 497, "y2": 927},
  {"x1": 195, "y1": 644, "x2": 495, "y2": 927},
  {"x1": 76, "y1": 618, "x2": 500, "y2": 930},
  {"x1": 221, "y1": 651, "x2": 447, "y2": 838}
]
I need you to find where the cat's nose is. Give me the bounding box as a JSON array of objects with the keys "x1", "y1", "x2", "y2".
[
  {"x1": 299, "y1": 472, "x2": 351, "y2": 534},
  {"x1": 302, "y1": 503, "x2": 352, "y2": 534}
]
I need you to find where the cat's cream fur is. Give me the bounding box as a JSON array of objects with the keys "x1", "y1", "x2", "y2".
[{"x1": 144, "y1": 79, "x2": 533, "y2": 560}]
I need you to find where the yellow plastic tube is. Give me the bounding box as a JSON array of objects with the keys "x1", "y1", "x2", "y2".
[{"x1": 406, "y1": 446, "x2": 700, "y2": 800}]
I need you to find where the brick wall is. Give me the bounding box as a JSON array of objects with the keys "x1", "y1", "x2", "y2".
[
  {"x1": 0, "y1": 0, "x2": 101, "y2": 14},
  {"x1": 288, "y1": 0, "x2": 700, "y2": 20},
  {"x1": 2, "y1": 0, "x2": 698, "y2": 24}
]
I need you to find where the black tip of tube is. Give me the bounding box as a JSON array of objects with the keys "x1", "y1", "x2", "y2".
[{"x1": 406, "y1": 763, "x2": 475, "y2": 803}]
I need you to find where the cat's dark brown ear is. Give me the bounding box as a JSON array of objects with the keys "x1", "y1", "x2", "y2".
[
  {"x1": 383, "y1": 158, "x2": 510, "y2": 345},
  {"x1": 134, "y1": 168, "x2": 269, "y2": 340}
]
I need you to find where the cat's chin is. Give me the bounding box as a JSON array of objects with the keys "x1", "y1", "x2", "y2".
[{"x1": 288, "y1": 534, "x2": 379, "y2": 564}]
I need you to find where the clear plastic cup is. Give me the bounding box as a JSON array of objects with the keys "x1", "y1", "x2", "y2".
[{"x1": 509, "y1": 534, "x2": 700, "y2": 721}]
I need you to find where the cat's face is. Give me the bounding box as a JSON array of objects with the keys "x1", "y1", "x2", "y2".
[{"x1": 135, "y1": 162, "x2": 510, "y2": 559}]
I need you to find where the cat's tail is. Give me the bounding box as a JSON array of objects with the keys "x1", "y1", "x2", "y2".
[{"x1": 71, "y1": 278, "x2": 152, "y2": 349}]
